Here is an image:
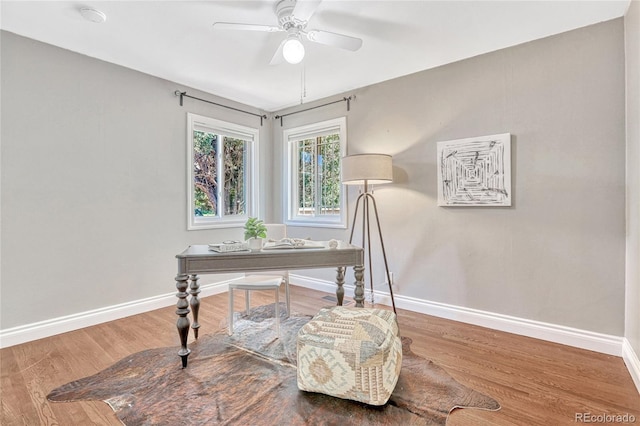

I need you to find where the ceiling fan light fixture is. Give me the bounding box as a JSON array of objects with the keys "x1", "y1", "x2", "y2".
[{"x1": 282, "y1": 34, "x2": 305, "y2": 64}]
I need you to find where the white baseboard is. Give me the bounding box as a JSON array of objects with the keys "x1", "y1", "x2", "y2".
[
  {"x1": 622, "y1": 338, "x2": 640, "y2": 394},
  {"x1": 0, "y1": 274, "x2": 627, "y2": 360},
  {"x1": 0, "y1": 280, "x2": 231, "y2": 349},
  {"x1": 292, "y1": 274, "x2": 624, "y2": 356},
  {"x1": 3, "y1": 273, "x2": 634, "y2": 394}
]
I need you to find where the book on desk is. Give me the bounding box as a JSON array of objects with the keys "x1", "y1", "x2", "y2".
[
  {"x1": 262, "y1": 238, "x2": 325, "y2": 250},
  {"x1": 208, "y1": 241, "x2": 249, "y2": 253}
]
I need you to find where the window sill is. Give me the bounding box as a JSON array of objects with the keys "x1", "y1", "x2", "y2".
[
  {"x1": 284, "y1": 219, "x2": 347, "y2": 230},
  {"x1": 188, "y1": 219, "x2": 247, "y2": 231}
]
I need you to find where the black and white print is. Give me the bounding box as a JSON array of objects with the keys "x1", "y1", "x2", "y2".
[{"x1": 437, "y1": 133, "x2": 511, "y2": 206}]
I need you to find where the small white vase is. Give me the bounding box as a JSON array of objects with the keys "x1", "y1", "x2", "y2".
[{"x1": 248, "y1": 238, "x2": 263, "y2": 251}]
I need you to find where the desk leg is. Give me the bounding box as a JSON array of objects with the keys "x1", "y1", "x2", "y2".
[
  {"x1": 354, "y1": 265, "x2": 365, "y2": 308},
  {"x1": 335, "y1": 267, "x2": 345, "y2": 306},
  {"x1": 175, "y1": 273, "x2": 191, "y2": 368},
  {"x1": 189, "y1": 274, "x2": 201, "y2": 340}
]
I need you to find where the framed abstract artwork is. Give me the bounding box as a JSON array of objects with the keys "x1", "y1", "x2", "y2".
[{"x1": 437, "y1": 133, "x2": 511, "y2": 207}]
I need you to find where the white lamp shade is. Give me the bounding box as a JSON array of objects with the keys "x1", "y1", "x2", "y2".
[{"x1": 342, "y1": 154, "x2": 393, "y2": 185}]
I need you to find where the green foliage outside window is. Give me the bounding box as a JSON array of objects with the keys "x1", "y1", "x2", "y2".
[
  {"x1": 319, "y1": 134, "x2": 341, "y2": 215},
  {"x1": 223, "y1": 137, "x2": 246, "y2": 215},
  {"x1": 193, "y1": 131, "x2": 247, "y2": 217},
  {"x1": 193, "y1": 131, "x2": 217, "y2": 216},
  {"x1": 296, "y1": 133, "x2": 341, "y2": 216}
]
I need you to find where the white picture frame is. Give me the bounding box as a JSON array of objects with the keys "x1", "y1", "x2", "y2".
[{"x1": 437, "y1": 133, "x2": 512, "y2": 207}]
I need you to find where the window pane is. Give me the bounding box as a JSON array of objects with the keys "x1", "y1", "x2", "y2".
[
  {"x1": 188, "y1": 113, "x2": 258, "y2": 230},
  {"x1": 297, "y1": 139, "x2": 316, "y2": 216},
  {"x1": 193, "y1": 130, "x2": 217, "y2": 217},
  {"x1": 223, "y1": 136, "x2": 247, "y2": 216},
  {"x1": 318, "y1": 134, "x2": 341, "y2": 215},
  {"x1": 294, "y1": 134, "x2": 341, "y2": 217},
  {"x1": 284, "y1": 117, "x2": 346, "y2": 228}
]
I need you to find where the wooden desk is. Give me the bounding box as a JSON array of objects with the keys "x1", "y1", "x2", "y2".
[{"x1": 174, "y1": 242, "x2": 365, "y2": 367}]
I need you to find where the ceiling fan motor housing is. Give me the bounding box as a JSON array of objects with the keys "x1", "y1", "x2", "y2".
[{"x1": 276, "y1": 0, "x2": 305, "y2": 30}]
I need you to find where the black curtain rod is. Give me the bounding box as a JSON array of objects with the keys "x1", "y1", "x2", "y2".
[
  {"x1": 274, "y1": 96, "x2": 353, "y2": 126},
  {"x1": 174, "y1": 91, "x2": 268, "y2": 126}
]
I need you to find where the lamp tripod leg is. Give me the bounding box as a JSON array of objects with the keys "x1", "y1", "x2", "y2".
[
  {"x1": 348, "y1": 190, "x2": 397, "y2": 314},
  {"x1": 364, "y1": 195, "x2": 375, "y2": 305},
  {"x1": 369, "y1": 195, "x2": 397, "y2": 314}
]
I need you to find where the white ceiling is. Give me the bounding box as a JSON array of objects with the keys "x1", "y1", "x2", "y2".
[{"x1": 1, "y1": 0, "x2": 631, "y2": 112}]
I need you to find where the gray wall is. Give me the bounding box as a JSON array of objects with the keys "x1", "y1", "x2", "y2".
[
  {"x1": 625, "y1": 0, "x2": 640, "y2": 356},
  {"x1": 274, "y1": 19, "x2": 627, "y2": 336},
  {"x1": 0, "y1": 31, "x2": 271, "y2": 329}
]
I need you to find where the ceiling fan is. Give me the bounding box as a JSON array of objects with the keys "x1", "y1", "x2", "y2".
[{"x1": 212, "y1": 0, "x2": 363, "y2": 65}]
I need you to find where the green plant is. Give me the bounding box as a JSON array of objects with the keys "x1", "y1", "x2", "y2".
[{"x1": 244, "y1": 217, "x2": 267, "y2": 240}]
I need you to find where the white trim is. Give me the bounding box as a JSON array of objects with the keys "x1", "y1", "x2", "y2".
[
  {"x1": 186, "y1": 113, "x2": 260, "y2": 231},
  {"x1": 0, "y1": 273, "x2": 629, "y2": 363},
  {"x1": 622, "y1": 338, "x2": 640, "y2": 394},
  {"x1": 283, "y1": 117, "x2": 347, "y2": 228},
  {"x1": 290, "y1": 274, "x2": 624, "y2": 356},
  {"x1": 291, "y1": 274, "x2": 341, "y2": 292},
  {"x1": 0, "y1": 279, "x2": 236, "y2": 349}
]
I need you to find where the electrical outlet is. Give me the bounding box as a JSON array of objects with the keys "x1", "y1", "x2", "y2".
[
  {"x1": 386, "y1": 272, "x2": 398, "y2": 291},
  {"x1": 389, "y1": 272, "x2": 399, "y2": 291}
]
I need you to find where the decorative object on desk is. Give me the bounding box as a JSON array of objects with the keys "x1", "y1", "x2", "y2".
[
  {"x1": 437, "y1": 133, "x2": 512, "y2": 206},
  {"x1": 342, "y1": 153, "x2": 397, "y2": 313},
  {"x1": 247, "y1": 238, "x2": 263, "y2": 251},
  {"x1": 244, "y1": 217, "x2": 268, "y2": 251},
  {"x1": 208, "y1": 240, "x2": 249, "y2": 253},
  {"x1": 47, "y1": 304, "x2": 500, "y2": 425},
  {"x1": 263, "y1": 238, "x2": 324, "y2": 250}
]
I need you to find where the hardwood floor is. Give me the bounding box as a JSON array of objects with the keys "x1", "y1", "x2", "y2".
[{"x1": 1, "y1": 285, "x2": 639, "y2": 425}]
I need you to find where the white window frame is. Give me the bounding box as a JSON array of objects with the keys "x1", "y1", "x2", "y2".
[
  {"x1": 283, "y1": 117, "x2": 347, "y2": 229},
  {"x1": 187, "y1": 113, "x2": 259, "y2": 230}
]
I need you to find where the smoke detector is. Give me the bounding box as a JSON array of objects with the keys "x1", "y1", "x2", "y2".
[{"x1": 80, "y1": 8, "x2": 107, "y2": 24}]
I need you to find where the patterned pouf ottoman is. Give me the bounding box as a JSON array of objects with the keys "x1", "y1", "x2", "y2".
[{"x1": 296, "y1": 306, "x2": 402, "y2": 405}]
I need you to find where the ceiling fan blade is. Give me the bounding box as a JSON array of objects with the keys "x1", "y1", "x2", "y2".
[
  {"x1": 292, "y1": 0, "x2": 322, "y2": 23},
  {"x1": 305, "y1": 30, "x2": 363, "y2": 51},
  {"x1": 212, "y1": 22, "x2": 281, "y2": 32},
  {"x1": 269, "y1": 39, "x2": 286, "y2": 65}
]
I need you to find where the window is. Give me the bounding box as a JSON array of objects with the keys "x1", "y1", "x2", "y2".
[
  {"x1": 187, "y1": 113, "x2": 259, "y2": 230},
  {"x1": 284, "y1": 117, "x2": 347, "y2": 228}
]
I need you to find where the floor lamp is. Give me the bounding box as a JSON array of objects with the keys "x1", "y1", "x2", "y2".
[{"x1": 342, "y1": 154, "x2": 397, "y2": 314}]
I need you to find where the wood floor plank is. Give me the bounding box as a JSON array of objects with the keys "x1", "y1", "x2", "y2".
[
  {"x1": 1, "y1": 347, "x2": 43, "y2": 426},
  {"x1": 1, "y1": 285, "x2": 638, "y2": 426},
  {"x1": 10, "y1": 340, "x2": 67, "y2": 426}
]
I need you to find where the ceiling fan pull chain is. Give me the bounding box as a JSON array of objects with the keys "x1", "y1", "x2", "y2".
[{"x1": 300, "y1": 63, "x2": 307, "y2": 104}]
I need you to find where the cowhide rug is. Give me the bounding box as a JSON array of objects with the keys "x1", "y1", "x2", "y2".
[{"x1": 48, "y1": 304, "x2": 500, "y2": 425}]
